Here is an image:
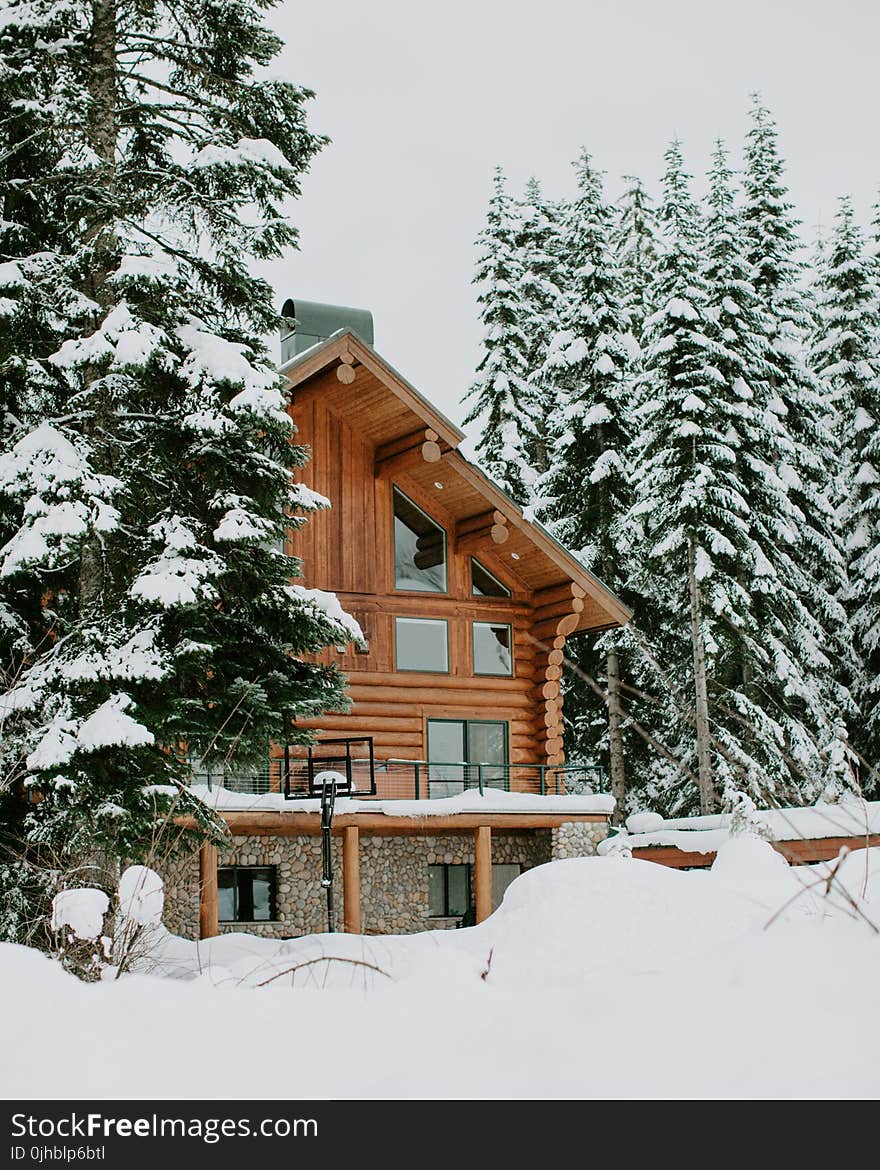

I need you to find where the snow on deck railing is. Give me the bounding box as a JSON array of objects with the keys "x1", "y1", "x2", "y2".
[
  {"x1": 187, "y1": 758, "x2": 605, "y2": 799},
  {"x1": 282, "y1": 758, "x2": 605, "y2": 801}
]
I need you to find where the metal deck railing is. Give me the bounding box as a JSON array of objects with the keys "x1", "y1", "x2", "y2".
[
  {"x1": 281, "y1": 754, "x2": 605, "y2": 800},
  {"x1": 189, "y1": 743, "x2": 605, "y2": 799}
]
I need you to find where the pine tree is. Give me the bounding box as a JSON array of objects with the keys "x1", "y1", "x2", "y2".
[
  {"x1": 630, "y1": 140, "x2": 752, "y2": 814},
  {"x1": 613, "y1": 174, "x2": 661, "y2": 343},
  {"x1": 742, "y1": 96, "x2": 853, "y2": 792},
  {"x1": 812, "y1": 196, "x2": 880, "y2": 785},
  {"x1": 0, "y1": 0, "x2": 358, "y2": 931},
  {"x1": 463, "y1": 167, "x2": 535, "y2": 505},
  {"x1": 515, "y1": 177, "x2": 564, "y2": 481},
  {"x1": 537, "y1": 151, "x2": 634, "y2": 819},
  {"x1": 697, "y1": 141, "x2": 840, "y2": 806}
]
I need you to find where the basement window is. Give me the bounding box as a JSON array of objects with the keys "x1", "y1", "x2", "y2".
[
  {"x1": 218, "y1": 866, "x2": 276, "y2": 923},
  {"x1": 393, "y1": 486, "x2": 447, "y2": 592},
  {"x1": 428, "y1": 864, "x2": 471, "y2": 918}
]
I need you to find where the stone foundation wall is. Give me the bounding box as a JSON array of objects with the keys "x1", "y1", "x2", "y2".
[
  {"x1": 162, "y1": 849, "x2": 201, "y2": 938},
  {"x1": 550, "y1": 820, "x2": 609, "y2": 859},
  {"x1": 160, "y1": 829, "x2": 555, "y2": 940},
  {"x1": 359, "y1": 831, "x2": 551, "y2": 935}
]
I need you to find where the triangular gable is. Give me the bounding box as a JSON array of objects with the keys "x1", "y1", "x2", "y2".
[{"x1": 282, "y1": 329, "x2": 632, "y2": 631}]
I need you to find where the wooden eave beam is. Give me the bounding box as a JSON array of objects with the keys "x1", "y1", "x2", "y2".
[
  {"x1": 454, "y1": 509, "x2": 510, "y2": 555},
  {"x1": 374, "y1": 428, "x2": 445, "y2": 479},
  {"x1": 178, "y1": 811, "x2": 608, "y2": 837},
  {"x1": 375, "y1": 429, "x2": 432, "y2": 463}
]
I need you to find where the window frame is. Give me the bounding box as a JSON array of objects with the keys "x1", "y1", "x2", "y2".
[
  {"x1": 428, "y1": 863, "x2": 472, "y2": 918},
  {"x1": 426, "y1": 718, "x2": 509, "y2": 766},
  {"x1": 394, "y1": 615, "x2": 450, "y2": 673},
  {"x1": 471, "y1": 558, "x2": 512, "y2": 598},
  {"x1": 217, "y1": 865, "x2": 278, "y2": 924},
  {"x1": 472, "y1": 620, "x2": 514, "y2": 677},
  {"x1": 392, "y1": 485, "x2": 448, "y2": 595}
]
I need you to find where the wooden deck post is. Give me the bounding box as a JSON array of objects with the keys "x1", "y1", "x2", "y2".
[
  {"x1": 343, "y1": 825, "x2": 362, "y2": 934},
  {"x1": 199, "y1": 842, "x2": 219, "y2": 940},
  {"x1": 474, "y1": 825, "x2": 493, "y2": 924}
]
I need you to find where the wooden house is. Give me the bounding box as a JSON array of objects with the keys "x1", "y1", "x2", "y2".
[{"x1": 167, "y1": 303, "x2": 632, "y2": 942}]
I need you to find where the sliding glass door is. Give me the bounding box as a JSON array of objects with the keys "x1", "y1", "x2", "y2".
[{"x1": 426, "y1": 719, "x2": 508, "y2": 797}]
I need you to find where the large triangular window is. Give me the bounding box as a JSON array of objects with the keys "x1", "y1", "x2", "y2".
[{"x1": 393, "y1": 487, "x2": 447, "y2": 592}]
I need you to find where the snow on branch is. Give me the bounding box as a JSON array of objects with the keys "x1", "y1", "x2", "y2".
[
  {"x1": 286, "y1": 585, "x2": 365, "y2": 647},
  {"x1": 176, "y1": 324, "x2": 289, "y2": 426},
  {"x1": 0, "y1": 422, "x2": 122, "y2": 576}
]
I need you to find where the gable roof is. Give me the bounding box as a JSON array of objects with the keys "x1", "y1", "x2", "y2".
[
  {"x1": 281, "y1": 329, "x2": 632, "y2": 632},
  {"x1": 280, "y1": 328, "x2": 464, "y2": 450}
]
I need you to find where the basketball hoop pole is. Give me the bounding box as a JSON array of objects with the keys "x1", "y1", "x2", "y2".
[{"x1": 320, "y1": 775, "x2": 337, "y2": 933}]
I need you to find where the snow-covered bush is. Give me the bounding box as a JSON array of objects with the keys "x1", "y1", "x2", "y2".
[{"x1": 49, "y1": 865, "x2": 167, "y2": 981}]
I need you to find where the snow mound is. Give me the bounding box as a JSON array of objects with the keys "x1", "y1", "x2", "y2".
[
  {"x1": 51, "y1": 889, "x2": 109, "y2": 941},
  {"x1": 711, "y1": 835, "x2": 789, "y2": 879},
  {"x1": 118, "y1": 866, "x2": 164, "y2": 927},
  {"x1": 625, "y1": 810, "x2": 665, "y2": 834},
  {"x1": 5, "y1": 851, "x2": 880, "y2": 1099}
]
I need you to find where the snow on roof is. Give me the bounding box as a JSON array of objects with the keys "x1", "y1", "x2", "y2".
[
  {"x1": 599, "y1": 796, "x2": 880, "y2": 856},
  {"x1": 162, "y1": 784, "x2": 614, "y2": 818}
]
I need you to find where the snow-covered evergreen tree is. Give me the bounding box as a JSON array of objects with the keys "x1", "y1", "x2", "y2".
[
  {"x1": 0, "y1": 0, "x2": 359, "y2": 930},
  {"x1": 537, "y1": 151, "x2": 635, "y2": 818},
  {"x1": 515, "y1": 177, "x2": 564, "y2": 479},
  {"x1": 698, "y1": 141, "x2": 845, "y2": 807},
  {"x1": 613, "y1": 174, "x2": 661, "y2": 343},
  {"x1": 812, "y1": 196, "x2": 880, "y2": 785},
  {"x1": 630, "y1": 140, "x2": 751, "y2": 814},
  {"x1": 463, "y1": 168, "x2": 535, "y2": 505},
  {"x1": 742, "y1": 96, "x2": 853, "y2": 791}
]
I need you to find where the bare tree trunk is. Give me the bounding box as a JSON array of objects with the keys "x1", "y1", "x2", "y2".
[
  {"x1": 78, "y1": 0, "x2": 118, "y2": 618},
  {"x1": 606, "y1": 644, "x2": 627, "y2": 824},
  {"x1": 79, "y1": 2, "x2": 119, "y2": 897},
  {"x1": 687, "y1": 537, "x2": 716, "y2": 813}
]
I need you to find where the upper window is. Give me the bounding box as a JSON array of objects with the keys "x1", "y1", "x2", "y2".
[
  {"x1": 393, "y1": 487, "x2": 447, "y2": 592},
  {"x1": 473, "y1": 622, "x2": 513, "y2": 676},
  {"x1": 395, "y1": 616, "x2": 449, "y2": 672},
  {"x1": 471, "y1": 559, "x2": 511, "y2": 598}
]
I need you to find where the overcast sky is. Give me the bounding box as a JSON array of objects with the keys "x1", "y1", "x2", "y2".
[{"x1": 259, "y1": 0, "x2": 880, "y2": 431}]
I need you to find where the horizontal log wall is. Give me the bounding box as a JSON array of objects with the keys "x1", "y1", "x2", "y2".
[{"x1": 286, "y1": 375, "x2": 576, "y2": 774}]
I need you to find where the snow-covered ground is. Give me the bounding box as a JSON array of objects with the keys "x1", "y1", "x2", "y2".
[{"x1": 4, "y1": 839, "x2": 880, "y2": 1100}]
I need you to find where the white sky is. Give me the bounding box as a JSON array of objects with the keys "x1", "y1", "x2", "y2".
[{"x1": 260, "y1": 0, "x2": 880, "y2": 429}]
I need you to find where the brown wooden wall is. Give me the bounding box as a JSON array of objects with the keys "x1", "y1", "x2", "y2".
[{"x1": 283, "y1": 378, "x2": 568, "y2": 768}]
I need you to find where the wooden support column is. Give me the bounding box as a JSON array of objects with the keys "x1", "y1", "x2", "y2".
[
  {"x1": 199, "y1": 842, "x2": 219, "y2": 940},
  {"x1": 474, "y1": 825, "x2": 493, "y2": 924},
  {"x1": 343, "y1": 825, "x2": 362, "y2": 934}
]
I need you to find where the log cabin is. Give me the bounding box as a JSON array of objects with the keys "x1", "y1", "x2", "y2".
[{"x1": 164, "y1": 301, "x2": 633, "y2": 941}]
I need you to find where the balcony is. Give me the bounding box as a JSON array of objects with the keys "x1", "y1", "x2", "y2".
[{"x1": 191, "y1": 738, "x2": 605, "y2": 799}]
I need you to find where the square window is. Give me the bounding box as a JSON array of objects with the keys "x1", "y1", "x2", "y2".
[
  {"x1": 217, "y1": 866, "x2": 277, "y2": 922},
  {"x1": 395, "y1": 616, "x2": 449, "y2": 672}
]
